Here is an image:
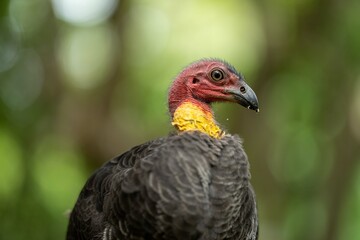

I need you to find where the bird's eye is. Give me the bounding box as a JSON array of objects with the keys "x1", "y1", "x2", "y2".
[{"x1": 210, "y1": 69, "x2": 224, "y2": 81}]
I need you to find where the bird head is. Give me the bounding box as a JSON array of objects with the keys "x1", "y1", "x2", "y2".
[{"x1": 168, "y1": 59, "x2": 259, "y2": 117}]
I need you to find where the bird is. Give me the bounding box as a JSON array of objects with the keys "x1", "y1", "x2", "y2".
[{"x1": 66, "y1": 59, "x2": 260, "y2": 240}]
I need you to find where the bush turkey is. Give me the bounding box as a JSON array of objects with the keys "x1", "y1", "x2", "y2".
[{"x1": 67, "y1": 59, "x2": 260, "y2": 240}]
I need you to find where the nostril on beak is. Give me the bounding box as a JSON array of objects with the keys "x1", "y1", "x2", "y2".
[{"x1": 240, "y1": 86, "x2": 246, "y2": 93}]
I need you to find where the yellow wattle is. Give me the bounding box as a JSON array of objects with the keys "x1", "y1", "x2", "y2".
[{"x1": 171, "y1": 101, "x2": 224, "y2": 139}]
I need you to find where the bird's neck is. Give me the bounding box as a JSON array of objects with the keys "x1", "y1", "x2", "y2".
[{"x1": 171, "y1": 100, "x2": 224, "y2": 139}]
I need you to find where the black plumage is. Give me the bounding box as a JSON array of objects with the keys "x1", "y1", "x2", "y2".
[
  {"x1": 67, "y1": 132, "x2": 258, "y2": 240},
  {"x1": 67, "y1": 59, "x2": 259, "y2": 240}
]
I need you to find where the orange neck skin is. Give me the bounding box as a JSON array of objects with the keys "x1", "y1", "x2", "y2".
[{"x1": 171, "y1": 101, "x2": 224, "y2": 139}]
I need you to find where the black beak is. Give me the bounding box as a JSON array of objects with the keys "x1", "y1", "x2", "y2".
[{"x1": 226, "y1": 81, "x2": 259, "y2": 112}]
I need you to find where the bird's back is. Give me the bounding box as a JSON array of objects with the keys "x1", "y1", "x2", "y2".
[{"x1": 66, "y1": 131, "x2": 258, "y2": 240}]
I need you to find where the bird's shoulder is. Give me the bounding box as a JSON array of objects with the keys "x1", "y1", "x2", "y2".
[
  {"x1": 106, "y1": 131, "x2": 244, "y2": 170},
  {"x1": 102, "y1": 131, "x2": 249, "y2": 238},
  {"x1": 78, "y1": 131, "x2": 245, "y2": 201},
  {"x1": 106, "y1": 131, "x2": 248, "y2": 207}
]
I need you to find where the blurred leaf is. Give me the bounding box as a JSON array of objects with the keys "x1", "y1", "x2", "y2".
[
  {"x1": 283, "y1": 198, "x2": 328, "y2": 240},
  {"x1": 32, "y1": 136, "x2": 88, "y2": 216},
  {"x1": 270, "y1": 125, "x2": 320, "y2": 185},
  {"x1": 0, "y1": 127, "x2": 22, "y2": 200},
  {"x1": 338, "y1": 157, "x2": 360, "y2": 240}
]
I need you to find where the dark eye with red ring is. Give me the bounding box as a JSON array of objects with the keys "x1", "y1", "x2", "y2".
[{"x1": 210, "y1": 69, "x2": 225, "y2": 81}]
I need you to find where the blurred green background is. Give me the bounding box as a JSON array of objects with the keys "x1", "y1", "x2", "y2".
[{"x1": 0, "y1": 0, "x2": 359, "y2": 239}]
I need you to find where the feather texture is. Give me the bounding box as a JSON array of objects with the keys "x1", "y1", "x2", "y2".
[{"x1": 67, "y1": 131, "x2": 258, "y2": 240}]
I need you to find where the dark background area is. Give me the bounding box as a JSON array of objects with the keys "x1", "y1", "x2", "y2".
[{"x1": 0, "y1": 0, "x2": 359, "y2": 239}]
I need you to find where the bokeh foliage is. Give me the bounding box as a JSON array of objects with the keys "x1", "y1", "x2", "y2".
[{"x1": 0, "y1": 0, "x2": 359, "y2": 239}]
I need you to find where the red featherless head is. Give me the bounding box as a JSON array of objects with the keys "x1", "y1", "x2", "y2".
[{"x1": 168, "y1": 59, "x2": 259, "y2": 117}]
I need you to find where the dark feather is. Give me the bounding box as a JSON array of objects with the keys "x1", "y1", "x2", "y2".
[{"x1": 67, "y1": 131, "x2": 258, "y2": 240}]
